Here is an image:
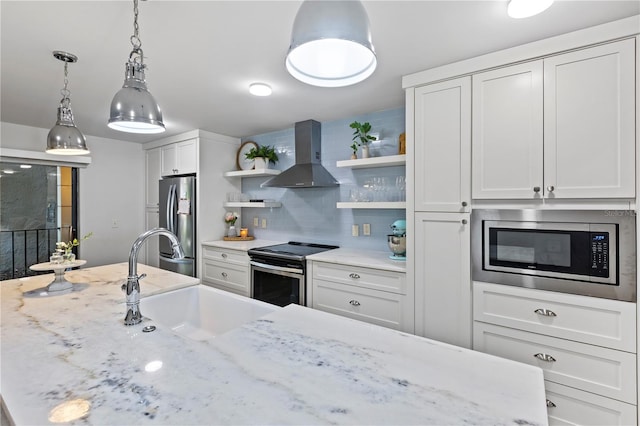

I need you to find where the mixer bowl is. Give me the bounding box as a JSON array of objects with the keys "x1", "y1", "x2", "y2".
[{"x1": 387, "y1": 235, "x2": 406, "y2": 256}]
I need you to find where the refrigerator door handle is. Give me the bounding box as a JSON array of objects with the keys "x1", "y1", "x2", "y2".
[
  {"x1": 165, "y1": 184, "x2": 173, "y2": 233},
  {"x1": 170, "y1": 184, "x2": 177, "y2": 234}
]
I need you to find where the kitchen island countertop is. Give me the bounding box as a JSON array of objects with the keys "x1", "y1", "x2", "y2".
[{"x1": 1, "y1": 263, "x2": 547, "y2": 425}]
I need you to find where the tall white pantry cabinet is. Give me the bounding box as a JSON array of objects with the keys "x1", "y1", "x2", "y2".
[{"x1": 403, "y1": 16, "x2": 639, "y2": 425}]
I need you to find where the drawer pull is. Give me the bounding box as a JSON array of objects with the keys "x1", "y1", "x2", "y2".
[
  {"x1": 349, "y1": 273, "x2": 360, "y2": 279},
  {"x1": 221, "y1": 272, "x2": 228, "y2": 278},
  {"x1": 546, "y1": 399, "x2": 556, "y2": 408},
  {"x1": 349, "y1": 300, "x2": 361, "y2": 306},
  {"x1": 534, "y1": 308, "x2": 557, "y2": 317},
  {"x1": 534, "y1": 353, "x2": 556, "y2": 363},
  {"x1": 221, "y1": 253, "x2": 228, "y2": 259}
]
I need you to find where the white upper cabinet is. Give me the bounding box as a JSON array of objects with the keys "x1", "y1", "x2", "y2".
[
  {"x1": 544, "y1": 39, "x2": 635, "y2": 199},
  {"x1": 472, "y1": 61, "x2": 544, "y2": 199},
  {"x1": 414, "y1": 76, "x2": 471, "y2": 212},
  {"x1": 161, "y1": 139, "x2": 198, "y2": 176},
  {"x1": 472, "y1": 39, "x2": 635, "y2": 200}
]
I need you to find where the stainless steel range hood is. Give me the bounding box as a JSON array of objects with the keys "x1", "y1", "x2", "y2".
[{"x1": 261, "y1": 120, "x2": 339, "y2": 188}]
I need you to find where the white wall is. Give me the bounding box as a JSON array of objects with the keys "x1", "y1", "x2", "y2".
[{"x1": 1, "y1": 122, "x2": 145, "y2": 267}]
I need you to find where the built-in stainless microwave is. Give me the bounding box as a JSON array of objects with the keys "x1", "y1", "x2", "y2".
[{"x1": 471, "y1": 210, "x2": 636, "y2": 302}]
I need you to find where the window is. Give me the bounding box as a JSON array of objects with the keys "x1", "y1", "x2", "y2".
[{"x1": 0, "y1": 162, "x2": 78, "y2": 279}]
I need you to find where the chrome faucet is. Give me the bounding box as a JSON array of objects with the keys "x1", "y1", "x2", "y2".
[{"x1": 123, "y1": 228, "x2": 185, "y2": 326}]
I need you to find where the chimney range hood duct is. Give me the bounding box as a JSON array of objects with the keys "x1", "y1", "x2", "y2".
[{"x1": 261, "y1": 120, "x2": 339, "y2": 188}]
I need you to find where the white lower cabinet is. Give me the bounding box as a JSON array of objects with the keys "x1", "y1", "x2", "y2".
[
  {"x1": 544, "y1": 381, "x2": 637, "y2": 426},
  {"x1": 201, "y1": 245, "x2": 249, "y2": 297},
  {"x1": 310, "y1": 261, "x2": 411, "y2": 332},
  {"x1": 473, "y1": 282, "x2": 637, "y2": 425},
  {"x1": 414, "y1": 212, "x2": 471, "y2": 348}
]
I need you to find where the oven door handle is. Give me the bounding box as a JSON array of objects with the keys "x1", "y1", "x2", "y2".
[{"x1": 250, "y1": 261, "x2": 303, "y2": 275}]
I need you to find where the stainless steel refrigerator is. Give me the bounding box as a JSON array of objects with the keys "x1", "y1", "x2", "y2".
[{"x1": 159, "y1": 175, "x2": 196, "y2": 276}]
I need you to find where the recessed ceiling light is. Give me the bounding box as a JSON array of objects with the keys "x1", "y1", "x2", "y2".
[
  {"x1": 20, "y1": 164, "x2": 32, "y2": 169},
  {"x1": 507, "y1": 0, "x2": 554, "y2": 18},
  {"x1": 3, "y1": 169, "x2": 15, "y2": 174},
  {"x1": 249, "y1": 83, "x2": 272, "y2": 97}
]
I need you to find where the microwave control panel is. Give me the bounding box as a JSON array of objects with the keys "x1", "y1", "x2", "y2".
[{"x1": 590, "y1": 232, "x2": 609, "y2": 278}]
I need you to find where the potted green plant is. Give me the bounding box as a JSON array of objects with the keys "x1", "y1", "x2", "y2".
[
  {"x1": 350, "y1": 141, "x2": 359, "y2": 160},
  {"x1": 245, "y1": 145, "x2": 279, "y2": 169},
  {"x1": 350, "y1": 121, "x2": 377, "y2": 158}
]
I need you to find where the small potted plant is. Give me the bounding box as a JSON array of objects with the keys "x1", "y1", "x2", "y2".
[
  {"x1": 224, "y1": 212, "x2": 238, "y2": 237},
  {"x1": 350, "y1": 141, "x2": 359, "y2": 160},
  {"x1": 54, "y1": 232, "x2": 93, "y2": 263},
  {"x1": 245, "y1": 145, "x2": 279, "y2": 170},
  {"x1": 350, "y1": 121, "x2": 377, "y2": 159}
]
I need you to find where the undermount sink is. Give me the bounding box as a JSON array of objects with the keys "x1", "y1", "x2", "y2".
[{"x1": 140, "y1": 285, "x2": 279, "y2": 341}]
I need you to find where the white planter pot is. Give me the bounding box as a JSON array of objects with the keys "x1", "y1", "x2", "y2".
[
  {"x1": 254, "y1": 157, "x2": 268, "y2": 170},
  {"x1": 361, "y1": 145, "x2": 370, "y2": 159}
]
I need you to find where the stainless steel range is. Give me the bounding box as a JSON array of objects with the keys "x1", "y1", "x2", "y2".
[{"x1": 248, "y1": 242, "x2": 338, "y2": 307}]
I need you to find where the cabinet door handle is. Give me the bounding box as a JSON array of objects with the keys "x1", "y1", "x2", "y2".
[
  {"x1": 349, "y1": 300, "x2": 361, "y2": 306},
  {"x1": 461, "y1": 201, "x2": 468, "y2": 207},
  {"x1": 534, "y1": 353, "x2": 556, "y2": 362},
  {"x1": 221, "y1": 272, "x2": 228, "y2": 278},
  {"x1": 546, "y1": 399, "x2": 556, "y2": 408},
  {"x1": 349, "y1": 273, "x2": 360, "y2": 279},
  {"x1": 221, "y1": 253, "x2": 228, "y2": 259},
  {"x1": 533, "y1": 186, "x2": 540, "y2": 193},
  {"x1": 534, "y1": 308, "x2": 557, "y2": 317},
  {"x1": 461, "y1": 219, "x2": 468, "y2": 225},
  {"x1": 547, "y1": 185, "x2": 555, "y2": 193}
]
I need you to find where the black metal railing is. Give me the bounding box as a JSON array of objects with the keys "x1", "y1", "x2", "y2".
[{"x1": 0, "y1": 226, "x2": 72, "y2": 280}]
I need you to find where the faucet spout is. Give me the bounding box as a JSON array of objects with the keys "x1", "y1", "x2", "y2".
[{"x1": 123, "y1": 228, "x2": 185, "y2": 326}]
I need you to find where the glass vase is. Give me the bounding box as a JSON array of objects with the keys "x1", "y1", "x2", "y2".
[{"x1": 227, "y1": 225, "x2": 237, "y2": 237}]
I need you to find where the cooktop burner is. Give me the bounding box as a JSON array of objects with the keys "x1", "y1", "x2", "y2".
[{"x1": 248, "y1": 241, "x2": 338, "y2": 261}]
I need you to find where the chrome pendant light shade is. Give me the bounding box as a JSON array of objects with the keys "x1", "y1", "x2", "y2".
[
  {"x1": 286, "y1": 0, "x2": 377, "y2": 88},
  {"x1": 108, "y1": 0, "x2": 165, "y2": 134},
  {"x1": 46, "y1": 51, "x2": 90, "y2": 156},
  {"x1": 108, "y1": 61, "x2": 165, "y2": 134}
]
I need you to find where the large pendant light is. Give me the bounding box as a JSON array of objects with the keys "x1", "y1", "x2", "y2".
[
  {"x1": 108, "y1": 0, "x2": 165, "y2": 134},
  {"x1": 285, "y1": 0, "x2": 377, "y2": 88},
  {"x1": 46, "y1": 51, "x2": 90, "y2": 156}
]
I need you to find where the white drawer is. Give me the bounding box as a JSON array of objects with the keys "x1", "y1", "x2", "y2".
[
  {"x1": 474, "y1": 322, "x2": 637, "y2": 404},
  {"x1": 473, "y1": 282, "x2": 636, "y2": 352},
  {"x1": 545, "y1": 381, "x2": 637, "y2": 426},
  {"x1": 202, "y1": 259, "x2": 249, "y2": 296},
  {"x1": 202, "y1": 246, "x2": 249, "y2": 266},
  {"x1": 312, "y1": 261, "x2": 406, "y2": 294},
  {"x1": 313, "y1": 279, "x2": 405, "y2": 330}
]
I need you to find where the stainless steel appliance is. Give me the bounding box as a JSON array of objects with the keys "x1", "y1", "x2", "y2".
[
  {"x1": 471, "y1": 210, "x2": 636, "y2": 302},
  {"x1": 261, "y1": 120, "x2": 339, "y2": 188},
  {"x1": 248, "y1": 242, "x2": 338, "y2": 306},
  {"x1": 159, "y1": 176, "x2": 196, "y2": 276}
]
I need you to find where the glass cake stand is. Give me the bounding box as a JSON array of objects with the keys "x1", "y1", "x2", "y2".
[{"x1": 29, "y1": 260, "x2": 87, "y2": 293}]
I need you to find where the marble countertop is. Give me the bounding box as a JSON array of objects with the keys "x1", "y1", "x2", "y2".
[
  {"x1": 308, "y1": 247, "x2": 407, "y2": 273},
  {"x1": 1, "y1": 263, "x2": 547, "y2": 425},
  {"x1": 201, "y1": 239, "x2": 285, "y2": 251}
]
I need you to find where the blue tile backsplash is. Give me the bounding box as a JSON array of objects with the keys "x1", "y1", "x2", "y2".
[{"x1": 236, "y1": 107, "x2": 406, "y2": 251}]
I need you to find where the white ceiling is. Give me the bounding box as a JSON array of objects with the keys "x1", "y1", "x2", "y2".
[{"x1": 2, "y1": 1, "x2": 639, "y2": 144}]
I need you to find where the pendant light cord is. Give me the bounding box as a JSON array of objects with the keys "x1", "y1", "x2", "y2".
[
  {"x1": 59, "y1": 61, "x2": 71, "y2": 108},
  {"x1": 129, "y1": 0, "x2": 144, "y2": 66}
]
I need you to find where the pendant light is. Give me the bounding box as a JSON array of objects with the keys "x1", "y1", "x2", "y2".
[
  {"x1": 507, "y1": 0, "x2": 554, "y2": 18},
  {"x1": 108, "y1": 0, "x2": 165, "y2": 134},
  {"x1": 46, "y1": 51, "x2": 90, "y2": 156},
  {"x1": 285, "y1": 0, "x2": 377, "y2": 88}
]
